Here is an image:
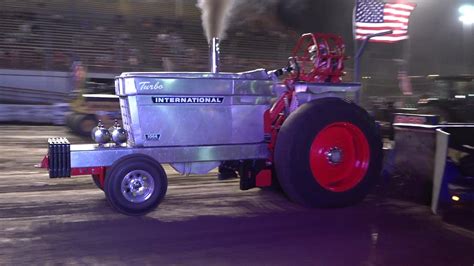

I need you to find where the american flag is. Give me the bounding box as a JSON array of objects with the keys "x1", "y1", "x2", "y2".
[{"x1": 354, "y1": 0, "x2": 416, "y2": 43}]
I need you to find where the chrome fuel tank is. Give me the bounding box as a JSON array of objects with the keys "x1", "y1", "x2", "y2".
[{"x1": 115, "y1": 69, "x2": 275, "y2": 147}]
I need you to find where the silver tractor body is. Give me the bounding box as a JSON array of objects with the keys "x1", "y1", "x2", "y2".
[{"x1": 115, "y1": 70, "x2": 274, "y2": 148}]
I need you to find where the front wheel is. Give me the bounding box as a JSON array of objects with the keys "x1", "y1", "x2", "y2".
[
  {"x1": 275, "y1": 98, "x2": 382, "y2": 208},
  {"x1": 104, "y1": 154, "x2": 168, "y2": 215}
]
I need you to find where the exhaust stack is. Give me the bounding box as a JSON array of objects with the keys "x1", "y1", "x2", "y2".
[{"x1": 209, "y1": 37, "x2": 220, "y2": 73}]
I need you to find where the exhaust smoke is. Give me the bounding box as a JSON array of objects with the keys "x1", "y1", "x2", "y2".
[
  {"x1": 197, "y1": 0, "x2": 235, "y2": 43},
  {"x1": 197, "y1": 0, "x2": 280, "y2": 72}
]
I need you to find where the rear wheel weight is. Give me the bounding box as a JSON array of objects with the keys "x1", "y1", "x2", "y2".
[
  {"x1": 104, "y1": 154, "x2": 168, "y2": 216},
  {"x1": 275, "y1": 98, "x2": 382, "y2": 208}
]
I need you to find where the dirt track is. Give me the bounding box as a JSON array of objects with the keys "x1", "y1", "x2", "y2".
[{"x1": 0, "y1": 125, "x2": 473, "y2": 265}]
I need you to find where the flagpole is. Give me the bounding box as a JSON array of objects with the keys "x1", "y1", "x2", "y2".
[
  {"x1": 353, "y1": 0, "x2": 362, "y2": 104},
  {"x1": 353, "y1": 0, "x2": 359, "y2": 82},
  {"x1": 399, "y1": 6, "x2": 413, "y2": 97},
  {"x1": 399, "y1": 37, "x2": 409, "y2": 82},
  {"x1": 404, "y1": 26, "x2": 411, "y2": 73}
]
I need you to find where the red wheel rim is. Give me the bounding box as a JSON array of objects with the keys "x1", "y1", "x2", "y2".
[{"x1": 309, "y1": 122, "x2": 370, "y2": 192}]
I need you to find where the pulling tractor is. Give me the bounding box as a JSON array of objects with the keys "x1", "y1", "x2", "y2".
[
  {"x1": 38, "y1": 33, "x2": 382, "y2": 215},
  {"x1": 65, "y1": 72, "x2": 121, "y2": 137},
  {"x1": 65, "y1": 93, "x2": 121, "y2": 137}
]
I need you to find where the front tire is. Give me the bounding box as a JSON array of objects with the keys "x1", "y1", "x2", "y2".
[
  {"x1": 275, "y1": 98, "x2": 382, "y2": 208},
  {"x1": 104, "y1": 154, "x2": 168, "y2": 215}
]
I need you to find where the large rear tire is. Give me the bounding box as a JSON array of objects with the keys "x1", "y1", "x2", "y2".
[
  {"x1": 65, "y1": 112, "x2": 76, "y2": 131},
  {"x1": 275, "y1": 98, "x2": 382, "y2": 208},
  {"x1": 104, "y1": 154, "x2": 168, "y2": 215},
  {"x1": 73, "y1": 114, "x2": 98, "y2": 137}
]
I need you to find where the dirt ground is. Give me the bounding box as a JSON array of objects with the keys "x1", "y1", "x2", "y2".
[{"x1": 0, "y1": 125, "x2": 473, "y2": 265}]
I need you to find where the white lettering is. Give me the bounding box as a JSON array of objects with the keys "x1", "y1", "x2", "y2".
[
  {"x1": 138, "y1": 81, "x2": 164, "y2": 91},
  {"x1": 152, "y1": 97, "x2": 224, "y2": 104}
]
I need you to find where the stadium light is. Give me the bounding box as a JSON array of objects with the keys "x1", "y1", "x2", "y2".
[{"x1": 459, "y1": 4, "x2": 474, "y2": 25}]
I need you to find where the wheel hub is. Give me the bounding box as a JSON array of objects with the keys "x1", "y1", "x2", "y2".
[
  {"x1": 309, "y1": 122, "x2": 370, "y2": 192},
  {"x1": 121, "y1": 170, "x2": 155, "y2": 203},
  {"x1": 326, "y1": 147, "x2": 343, "y2": 165},
  {"x1": 130, "y1": 180, "x2": 143, "y2": 191}
]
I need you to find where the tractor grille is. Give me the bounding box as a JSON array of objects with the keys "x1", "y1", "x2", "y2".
[
  {"x1": 119, "y1": 97, "x2": 135, "y2": 146},
  {"x1": 48, "y1": 137, "x2": 71, "y2": 178}
]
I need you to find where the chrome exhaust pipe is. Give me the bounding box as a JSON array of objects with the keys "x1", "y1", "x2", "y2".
[{"x1": 209, "y1": 37, "x2": 220, "y2": 73}]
